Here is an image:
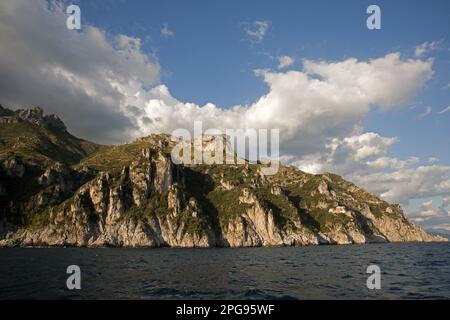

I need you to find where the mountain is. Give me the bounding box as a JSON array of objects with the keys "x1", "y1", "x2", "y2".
[
  {"x1": 0, "y1": 105, "x2": 103, "y2": 165},
  {"x1": 0, "y1": 105, "x2": 446, "y2": 247}
]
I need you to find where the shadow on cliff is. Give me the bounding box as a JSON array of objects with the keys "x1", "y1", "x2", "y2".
[
  {"x1": 182, "y1": 167, "x2": 228, "y2": 246},
  {"x1": 285, "y1": 192, "x2": 321, "y2": 233}
]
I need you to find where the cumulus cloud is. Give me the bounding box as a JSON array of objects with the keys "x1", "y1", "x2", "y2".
[
  {"x1": 0, "y1": 0, "x2": 160, "y2": 143},
  {"x1": 244, "y1": 21, "x2": 270, "y2": 42},
  {"x1": 357, "y1": 165, "x2": 450, "y2": 205},
  {"x1": 302, "y1": 54, "x2": 433, "y2": 111},
  {"x1": 289, "y1": 131, "x2": 397, "y2": 175},
  {"x1": 277, "y1": 56, "x2": 294, "y2": 69},
  {"x1": 339, "y1": 133, "x2": 397, "y2": 161},
  {"x1": 161, "y1": 23, "x2": 174, "y2": 38}
]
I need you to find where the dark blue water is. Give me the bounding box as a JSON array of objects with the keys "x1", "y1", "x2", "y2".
[{"x1": 0, "y1": 243, "x2": 449, "y2": 299}]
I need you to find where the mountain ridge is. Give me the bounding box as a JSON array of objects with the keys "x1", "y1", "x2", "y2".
[{"x1": 0, "y1": 105, "x2": 446, "y2": 247}]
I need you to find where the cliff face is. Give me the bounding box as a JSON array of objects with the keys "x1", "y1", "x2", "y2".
[{"x1": 0, "y1": 106, "x2": 446, "y2": 247}]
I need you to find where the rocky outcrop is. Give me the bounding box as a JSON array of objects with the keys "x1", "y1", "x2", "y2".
[
  {"x1": 15, "y1": 106, "x2": 67, "y2": 131},
  {"x1": 2, "y1": 157, "x2": 26, "y2": 178},
  {"x1": 0, "y1": 105, "x2": 66, "y2": 131},
  {"x1": 223, "y1": 188, "x2": 284, "y2": 246},
  {"x1": 0, "y1": 105, "x2": 14, "y2": 117}
]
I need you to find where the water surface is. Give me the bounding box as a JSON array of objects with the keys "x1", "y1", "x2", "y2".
[{"x1": 0, "y1": 243, "x2": 449, "y2": 299}]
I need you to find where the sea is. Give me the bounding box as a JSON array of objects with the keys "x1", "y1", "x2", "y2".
[{"x1": 0, "y1": 243, "x2": 449, "y2": 299}]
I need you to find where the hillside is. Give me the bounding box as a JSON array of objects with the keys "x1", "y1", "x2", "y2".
[
  {"x1": 0, "y1": 106, "x2": 446, "y2": 247},
  {"x1": 0, "y1": 105, "x2": 103, "y2": 165}
]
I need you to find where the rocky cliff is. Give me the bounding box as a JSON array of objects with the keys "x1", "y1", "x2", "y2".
[
  {"x1": 0, "y1": 106, "x2": 446, "y2": 247},
  {"x1": 0, "y1": 105, "x2": 66, "y2": 131}
]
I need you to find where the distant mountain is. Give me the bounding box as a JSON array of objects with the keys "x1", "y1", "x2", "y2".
[
  {"x1": 0, "y1": 105, "x2": 446, "y2": 247},
  {"x1": 0, "y1": 105, "x2": 66, "y2": 131},
  {"x1": 0, "y1": 105, "x2": 103, "y2": 165}
]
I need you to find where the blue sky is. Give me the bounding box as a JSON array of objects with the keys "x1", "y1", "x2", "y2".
[
  {"x1": 0, "y1": 0, "x2": 449, "y2": 232},
  {"x1": 77, "y1": 0, "x2": 450, "y2": 163}
]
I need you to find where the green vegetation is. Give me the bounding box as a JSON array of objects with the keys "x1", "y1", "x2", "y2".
[
  {"x1": 206, "y1": 188, "x2": 251, "y2": 226},
  {"x1": 254, "y1": 186, "x2": 298, "y2": 232},
  {"x1": 28, "y1": 208, "x2": 51, "y2": 229},
  {"x1": 77, "y1": 135, "x2": 172, "y2": 173},
  {"x1": 174, "y1": 207, "x2": 210, "y2": 236},
  {"x1": 119, "y1": 193, "x2": 170, "y2": 223},
  {"x1": 78, "y1": 142, "x2": 147, "y2": 173},
  {"x1": 0, "y1": 122, "x2": 102, "y2": 165}
]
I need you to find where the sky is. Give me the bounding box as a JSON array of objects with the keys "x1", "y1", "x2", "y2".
[{"x1": 0, "y1": 0, "x2": 449, "y2": 233}]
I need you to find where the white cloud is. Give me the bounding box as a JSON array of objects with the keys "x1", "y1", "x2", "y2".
[
  {"x1": 430, "y1": 223, "x2": 450, "y2": 232},
  {"x1": 244, "y1": 21, "x2": 270, "y2": 42},
  {"x1": 301, "y1": 54, "x2": 433, "y2": 111},
  {"x1": 428, "y1": 157, "x2": 439, "y2": 164},
  {"x1": 277, "y1": 56, "x2": 294, "y2": 69},
  {"x1": 414, "y1": 41, "x2": 441, "y2": 57},
  {"x1": 439, "y1": 196, "x2": 450, "y2": 215},
  {"x1": 437, "y1": 105, "x2": 450, "y2": 114},
  {"x1": 292, "y1": 131, "x2": 399, "y2": 174},
  {"x1": 341, "y1": 133, "x2": 397, "y2": 161},
  {"x1": 161, "y1": 23, "x2": 174, "y2": 38},
  {"x1": 357, "y1": 165, "x2": 450, "y2": 205},
  {"x1": 410, "y1": 200, "x2": 440, "y2": 220},
  {"x1": 417, "y1": 106, "x2": 432, "y2": 119},
  {"x1": 367, "y1": 156, "x2": 420, "y2": 170},
  {"x1": 410, "y1": 197, "x2": 450, "y2": 225}
]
